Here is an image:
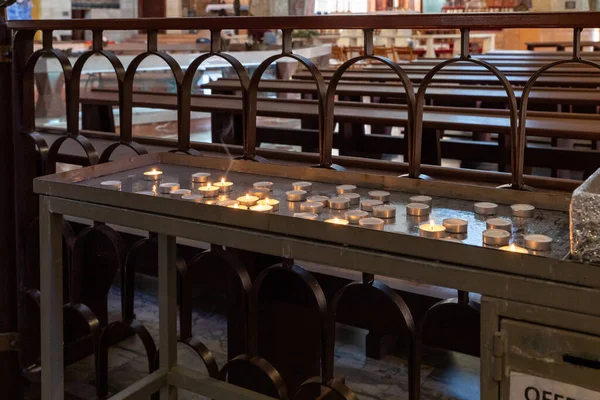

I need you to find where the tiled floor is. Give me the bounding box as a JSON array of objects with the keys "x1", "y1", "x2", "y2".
[{"x1": 25, "y1": 274, "x2": 479, "y2": 400}]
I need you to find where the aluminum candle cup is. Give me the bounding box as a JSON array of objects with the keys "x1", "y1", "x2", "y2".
[
  {"x1": 336, "y1": 184, "x2": 357, "y2": 195},
  {"x1": 137, "y1": 190, "x2": 155, "y2": 196},
  {"x1": 338, "y1": 193, "x2": 361, "y2": 205},
  {"x1": 237, "y1": 194, "x2": 259, "y2": 207},
  {"x1": 511, "y1": 204, "x2": 535, "y2": 218},
  {"x1": 307, "y1": 195, "x2": 329, "y2": 207},
  {"x1": 359, "y1": 217, "x2": 385, "y2": 231},
  {"x1": 361, "y1": 199, "x2": 383, "y2": 212},
  {"x1": 286, "y1": 190, "x2": 307, "y2": 202},
  {"x1": 253, "y1": 181, "x2": 273, "y2": 191},
  {"x1": 214, "y1": 179, "x2": 234, "y2": 193},
  {"x1": 294, "y1": 212, "x2": 318, "y2": 220},
  {"x1": 218, "y1": 200, "x2": 240, "y2": 207},
  {"x1": 524, "y1": 234, "x2": 552, "y2": 251},
  {"x1": 345, "y1": 210, "x2": 368, "y2": 224},
  {"x1": 482, "y1": 229, "x2": 511, "y2": 246},
  {"x1": 250, "y1": 204, "x2": 273, "y2": 213},
  {"x1": 228, "y1": 203, "x2": 248, "y2": 210},
  {"x1": 329, "y1": 197, "x2": 351, "y2": 210},
  {"x1": 293, "y1": 181, "x2": 312, "y2": 192},
  {"x1": 198, "y1": 183, "x2": 220, "y2": 198},
  {"x1": 325, "y1": 218, "x2": 349, "y2": 225},
  {"x1": 159, "y1": 183, "x2": 180, "y2": 194},
  {"x1": 500, "y1": 244, "x2": 529, "y2": 254},
  {"x1": 300, "y1": 202, "x2": 323, "y2": 214},
  {"x1": 443, "y1": 218, "x2": 468, "y2": 234},
  {"x1": 369, "y1": 191, "x2": 390, "y2": 203},
  {"x1": 182, "y1": 194, "x2": 203, "y2": 203},
  {"x1": 258, "y1": 198, "x2": 279, "y2": 211},
  {"x1": 372, "y1": 205, "x2": 396, "y2": 219},
  {"x1": 409, "y1": 195, "x2": 432, "y2": 206},
  {"x1": 249, "y1": 187, "x2": 270, "y2": 199},
  {"x1": 191, "y1": 172, "x2": 210, "y2": 183},
  {"x1": 101, "y1": 180, "x2": 121, "y2": 191},
  {"x1": 144, "y1": 169, "x2": 163, "y2": 181},
  {"x1": 420, "y1": 221, "x2": 446, "y2": 239},
  {"x1": 486, "y1": 218, "x2": 512, "y2": 232},
  {"x1": 406, "y1": 203, "x2": 430, "y2": 216},
  {"x1": 474, "y1": 202, "x2": 498, "y2": 215},
  {"x1": 170, "y1": 189, "x2": 191, "y2": 199}
]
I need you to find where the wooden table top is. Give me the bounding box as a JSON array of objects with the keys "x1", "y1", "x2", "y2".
[
  {"x1": 293, "y1": 70, "x2": 600, "y2": 88},
  {"x1": 202, "y1": 79, "x2": 600, "y2": 106},
  {"x1": 81, "y1": 90, "x2": 600, "y2": 140}
]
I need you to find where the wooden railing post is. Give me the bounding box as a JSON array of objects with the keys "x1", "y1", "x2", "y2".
[{"x1": 0, "y1": 2, "x2": 23, "y2": 400}]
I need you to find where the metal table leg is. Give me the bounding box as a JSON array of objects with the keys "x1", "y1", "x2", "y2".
[
  {"x1": 39, "y1": 196, "x2": 65, "y2": 400},
  {"x1": 158, "y1": 234, "x2": 178, "y2": 399}
]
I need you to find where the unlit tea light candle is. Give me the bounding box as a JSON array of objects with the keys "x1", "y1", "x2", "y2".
[
  {"x1": 293, "y1": 181, "x2": 312, "y2": 192},
  {"x1": 294, "y1": 212, "x2": 318, "y2": 220},
  {"x1": 191, "y1": 172, "x2": 210, "y2": 183},
  {"x1": 361, "y1": 199, "x2": 383, "y2": 212},
  {"x1": 483, "y1": 229, "x2": 511, "y2": 246},
  {"x1": 214, "y1": 178, "x2": 233, "y2": 193},
  {"x1": 329, "y1": 197, "x2": 351, "y2": 210},
  {"x1": 511, "y1": 204, "x2": 535, "y2": 218},
  {"x1": 249, "y1": 188, "x2": 270, "y2": 199},
  {"x1": 307, "y1": 195, "x2": 329, "y2": 207},
  {"x1": 524, "y1": 234, "x2": 552, "y2": 251},
  {"x1": 338, "y1": 193, "x2": 360, "y2": 205},
  {"x1": 238, "y1": 194, "x2": 259, "y2": 207},
  {"x1": 474, "y1": 202, "x2": 498, "y2": 215},
  {"x1": 159, "y1": 183, "x2": 180, "y2": 194},
  {"x1": 373, "y1": 205, "x2": 396, "y2": 219},
  {"x1": 144, "y1": 169, "x2": 163, "y2": 181},
  {"x1": 170, "y1": 189, "x2": 191, "y2": 199},
  {"x1": 359, "y1": 217, "x2": 385, "y2": 231},
  {"x1": 420, "y1": 220, "x2": 446, "y2": 239},
  {"x1": 198, "y1": 182, "x2": 220, "y2": 197},
  {"x1": 101, "y1": 180, "x2": 122, "y2": 191},
  {"x1": 253, "y1": 181, "x2": 273, "y2": 191},
  {"x1": 286, "y1": 190, "x2": 307, "y2": 202},
  {"x1": 369, "y1": 191, "x2": 390, "y2": 203},
  {"x1": 300, "y1": 201, "x2": 323, "y2": 214},
  {"x1": 500, "y1": 243, "x2": 529, "y2": 254},
  {"x1": 326, "y1": 217, "x2": 349, "y2": 226},
  {"x1": 345, "y1": 210, "x2": 368, "y2": 224},
  {"x1": 409, "y1": 195, "x2": 432, "y2": 206},
  {"x1": 486, "y1": 218, "x2": 512, "y2": 232},
  {"x1": 336, "y1": 184, "x2": 357, "y2": 195},
  {"x1": 443, "y1": 218, "x2": 468, "y2": 234},
  {"x1": 137, "y1": 190, "x2": 155, "y2": 196},
  {"x1": 406, "y1": 203, "x2": 430, "y2": 216},
  {"x1": 258, "y1": 198, "x2": 279, "y2": 211}
]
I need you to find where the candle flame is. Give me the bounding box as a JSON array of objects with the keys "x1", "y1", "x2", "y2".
[
  {"x1": 510, "y1": 243, "x2": 516, "y2": 251},
  {"x1": 221, "y1": 178, "x2": 225, "y2": 184},
  {"x1": 265, "y1": 197, "x2": 270, "y2": 203},
  {"x1": 234, "y1": 203, "x2": 239, "y2": 209},
  {"x1": 152, "y1": 168, "x2": 157, "y2": 173},
  {"x1": 334, "y1": 218, "x2": 339, "y2": 223},
  {"x1": 429, "y1": 220, "x2": 435, "y2": 229},
  {"x1": 246, "y1": 194, "x2": 250, "y2": 201},
  {"x1": 207, "y1": 182, "x2": 211, "y2": 187}
]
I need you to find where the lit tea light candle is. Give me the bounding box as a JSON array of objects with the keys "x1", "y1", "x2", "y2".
[
  {"x1": 511, "y1": 204, "x2": 535, "y2": 218},
  {"x1": 253, "y1": 181, "x2": 274, "y2": 191},
  {"x1": 286, "y1": 190, "x2": 307, "y2": 202},
  {"x1": 486, "y1": 218, "x2": 512, "y2": 232},
  {"x1": 329, "y1": 197, "x2": 351, "y2": 210},
  {"x1": 369, "y1": 191, "x2": 390, "y2": 203},
  {"x1": 170, "y1": 189, "x2": 191, "y2": 199},
  {"x1": 406, "y1": 203, "x2": 430, "y2": 216},
  {"x1": 250, "y1": 204, "x2": 273, "y2": 213},
  {"x1": 524, "y1": 234, "x2": 552, "y2": 251},
  {"x1": 182, "y1": 194, "x2": 203, "y2": 203},
  {"x1": 100, "y1": 180, "x2": 122, "y2": 191},
  {"x1": 345, "y1": 210, "x2": 368, "y2": 224},
  {"x1": 443, "y1": 218, "x2": 468, "y2": 234},
  {"x1": 204, "y1": 199, "x2": 219, "y2": 205},
  {"x1": 325, "y1": 217, "x2": 349, "y2": 226},
  {"x1": 294, "y1": 212, "x2": 318, "y2": 220},
  {"x1": 159, "y1": 182, "x2": 180, "y2": 194},
  {"x1": 372, "y1": 205, "x2": 396, "y2": 219},
  {"x1": 214, "y1": 178, "x2": 234, "y2": 193},
  {"x1": 238, "y1": 194, "x2": 259, "y2": 207},
  {"x1": 300, "y1": 201, "x2": 323, "y2": 214},
  {"x1": 409, "y1": 195, "x2": 433, "y2": 206},
  {"x1": 191, "y1": 172, "x2": 211, "y2": 183},
  {"x1": 336, "y1": 184, "x2": 357, "y2": 195},
  {"x1": 361, "y1": 199, "x2": 383, "y2": 212},
  {"x1": 474, "y1": 202, "x2": 498, "y2": 215},
  {"x1": 249, "y1": 187, "x2": 270, "y2": 199},
  {"x1": 359, "y1": 217, "x2": 385, "y2": 231},
  {"x1": 293, "y1": 181, "x2": 312, "y2": 192},
  {"x1": 338, "y1": 193, "x2": 361, "y2": 205},
  {"x1": 228, "y1": 203, "x2": 248, "y2": 210},
  {"x1": 217, "y1": 199, "x2": 239, "y2": 207},
  {"x1": 500, "y1": 243, "x2": 529, "y2": 254},
  {"x1": 258, "y1": 198, "x2": 279, "y2": 211},
  {"x1": 420, "y1": 220, "x2": 447, "y2": 239},
  {"x1": 144, "y1": 169, "x2": 163, "y2": 181},
  {"x1": 482, "y1": 229, "x2": 511, "y2": 246},
  {"x1": 198, "y1": 182, "x2": 220, "y2": 198},
  {"x1": 307, "y1": 195, "x2": 329, "y2": 207}
]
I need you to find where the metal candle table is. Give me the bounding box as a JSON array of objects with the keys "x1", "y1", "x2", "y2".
[{"x1": 34, "y1": 153, "x2": 600, "y2": 400}]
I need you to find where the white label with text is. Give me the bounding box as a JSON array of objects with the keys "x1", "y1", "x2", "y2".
[{"x1": 510, "y1": 372, "x2": 600, "y2": 400}]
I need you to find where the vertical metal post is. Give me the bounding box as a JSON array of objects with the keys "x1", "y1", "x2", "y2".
[
  {"x1": 0, "y1": 5, "x2": 23, "y2": 399},
  {"x1": 158, "y1": 233, "x2": 178, "y2": 399},
  {"x1": 460, "y1": 28, "x2": 470, "y2": 58},
  {"x1": 39, "y1": 197, "x2": 64, "y2": 400},
  {"x1": 573, "y1": 27, "x2": 582, "y2": 59},
  {"x1": 363, "y1": 29, "x2": 374, "y2": 56}
]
